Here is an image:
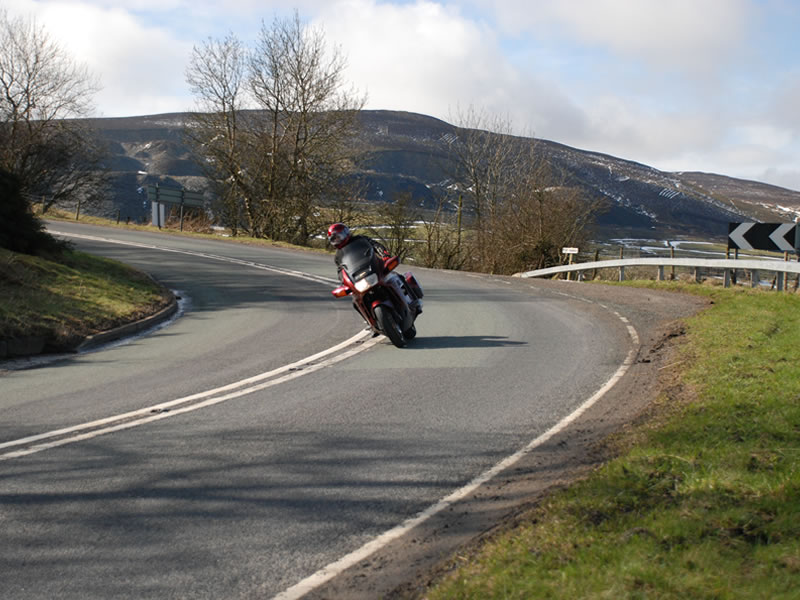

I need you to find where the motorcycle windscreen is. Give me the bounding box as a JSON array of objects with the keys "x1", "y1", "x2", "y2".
[{"x1": 338, "y1": 237, "x2": 376, "y2": 277}]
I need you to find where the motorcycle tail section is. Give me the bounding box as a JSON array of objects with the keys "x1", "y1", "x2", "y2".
[{"x1": 404, "y1": 272, "x2": 423, "y2": 299}]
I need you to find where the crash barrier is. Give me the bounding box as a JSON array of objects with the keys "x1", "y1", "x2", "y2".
[{"x1": 515, "y1": 257, "x2": 800, "y2": 291}]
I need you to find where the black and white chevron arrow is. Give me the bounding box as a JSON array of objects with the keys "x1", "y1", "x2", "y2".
[{"x1": 728, "y1": 222, "x2": 799, "y2": 253}]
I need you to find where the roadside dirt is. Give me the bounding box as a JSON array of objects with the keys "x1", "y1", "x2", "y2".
[{"x1": 303, "y1": 278, "x2": 710, "y2": 600}]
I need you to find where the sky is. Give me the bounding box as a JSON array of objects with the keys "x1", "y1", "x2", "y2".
[{"x1": 5, "y1": 0, "x2": 800, "y2": 192}]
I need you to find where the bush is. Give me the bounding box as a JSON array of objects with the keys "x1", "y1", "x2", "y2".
[{"x1": 0, "y1": 168, "x2": 65, "y2": 256}]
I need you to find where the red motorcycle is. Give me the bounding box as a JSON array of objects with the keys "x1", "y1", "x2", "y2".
[{"x1": 331, "y1": 237, "x2": 423, "y2": 347}]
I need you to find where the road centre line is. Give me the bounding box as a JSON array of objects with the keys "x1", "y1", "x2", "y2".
[
  {"x1": 50, "y1": 230, "x2": 339, "y2": 286},
  {"x1": 1, "y1": 330, "x2": 379, "y2": 461},
  {"x1": 2, "y1": 232, "x2": 373, "y2": 461}
]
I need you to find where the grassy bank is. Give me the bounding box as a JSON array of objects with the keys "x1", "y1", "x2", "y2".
[
  {"x1": 0, "y1": 247, "x2": 171, "y2": 350},
  {"x1": 427, "y1": 283, "x2": 800, "y2": 599}
]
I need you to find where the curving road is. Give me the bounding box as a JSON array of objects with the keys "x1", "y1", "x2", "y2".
[{"x1": 0, "y1": 222, "x2": 704, "y2": 599}]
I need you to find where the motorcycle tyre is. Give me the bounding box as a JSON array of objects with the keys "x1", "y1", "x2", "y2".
[
  {"x1": 404, "y1": 323, "x2": 417, "y2": 340},
  {"x1": 375, "y1": 305, "x2": 407, "y2": 348}
]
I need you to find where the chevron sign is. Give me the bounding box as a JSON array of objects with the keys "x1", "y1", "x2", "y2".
[{"x1": 728, "y1": 222, "x2": 799, "y2": 253}]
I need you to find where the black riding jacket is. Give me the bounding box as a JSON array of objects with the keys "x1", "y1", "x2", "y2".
[{"x1": 334, "y1": 235, "x2": 390, "y2": 277}]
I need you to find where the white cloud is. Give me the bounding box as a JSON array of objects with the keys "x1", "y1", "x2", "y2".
[
  {"x1": 317, "y1": 1, "x2": 494, "y2": 117},
  {"x1": 475, "y1": 0, "x2": 754, "y2": 76},
  {"x1": 3, "y1": 0, "x2": 800, "y2": 192},
  {"x1": 7, "y1": 1, "x2": 194, "y2": 117},
  {"x1": 316, "y1": 0, "x2": 589, "y2": 138}
]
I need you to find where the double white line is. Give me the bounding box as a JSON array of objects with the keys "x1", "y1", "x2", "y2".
[
  {"x1": 2, "y1": 231, "x2": 378, "y2": 461},
  {"x1": 1, "y1": 330, "x2": 379, "y2": 461}
]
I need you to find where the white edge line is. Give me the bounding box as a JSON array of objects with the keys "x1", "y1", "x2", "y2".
[{"x1": 272, "y1": 308, "x2": 640, "y2": 600}]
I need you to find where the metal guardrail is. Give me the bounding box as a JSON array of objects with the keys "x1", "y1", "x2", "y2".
[{"x1": 515, "y1": 257, "x2": 800, "y2": 291}]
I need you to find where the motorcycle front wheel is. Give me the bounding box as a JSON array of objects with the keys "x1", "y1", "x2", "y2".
[{"x1": 374, "y1": 305, "x2": 407, "y2": 348}]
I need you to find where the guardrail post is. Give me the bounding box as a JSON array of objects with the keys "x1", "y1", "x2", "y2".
[
  {"x1": 778, "y1": 272, "x2": 785, "y2": 291},
  {"x1": 619, "y1": 266, "x2": 625, "y2": 282},
  {"x1": 724, "y1": 269, "x2": 731, "y2": 288},
  {"x1": 658, "y1": 265, "x2": 665, "y2": 281},
  {"x1": 751, "y1": 270, "x2": 759, "y2": 288}
]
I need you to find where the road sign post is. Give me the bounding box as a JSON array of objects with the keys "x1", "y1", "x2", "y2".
[
  {"x1": 146, "y1": 185, "x2": 204, "y2": 231},
  {"x1": 562, "y1": 247, "x2": 579, "y2": 280}
]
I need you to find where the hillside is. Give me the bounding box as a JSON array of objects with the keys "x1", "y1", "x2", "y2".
[{"x1": 82, "y1": 110, "x2": 800, "y2": 243}]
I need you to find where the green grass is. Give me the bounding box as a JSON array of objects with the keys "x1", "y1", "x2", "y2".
[
  {"x1": 427, "y1": 284, "x2": 800, "y2": 599},
  {"x1": 0, "y1": 247, "x2": 171, "y2": 349}
]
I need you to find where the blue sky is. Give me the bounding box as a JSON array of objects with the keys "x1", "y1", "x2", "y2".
[{"x1": 6, "y1": 0, "x2": 800, "y2": 192}]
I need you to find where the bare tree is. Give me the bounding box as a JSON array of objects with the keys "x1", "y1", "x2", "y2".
[
  {"x1": 491, "y1": 152, "x2": 605, "y2": 274},
  {"x1": 0, "y1": 10, "x2": 105, "y2": 217},
  {"x1": 446, "y1": 106, "x2": 521, "y2": 269},
  {"x1": 185, "y1": 11, "x2": 365, "y2": 244},
  {"x1": 417, "y1": 193, "x2": 467, "y2": 270},
  {"x1": 445, "y1": 106, "x2": 604, "y2": 274},
  {"x1": 184, "y1": 33, "x2": 251, "y2": 235},
  {"x1": 248, "y1": 11, "x2": 366, "y2": 244},
  {"x1": 367, "y1": 192, "x2": 419, "y2": 260}
]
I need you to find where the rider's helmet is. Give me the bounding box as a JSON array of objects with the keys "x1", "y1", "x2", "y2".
[{"x1": 327, "y1": 223, "x2": 351, "y2": 249}]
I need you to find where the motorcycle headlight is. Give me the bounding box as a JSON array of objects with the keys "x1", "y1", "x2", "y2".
[{"x1": 354, "y1": 273, "x2": 378, "y2": 292}]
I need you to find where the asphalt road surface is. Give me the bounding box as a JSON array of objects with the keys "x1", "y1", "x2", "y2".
[{"x1": 0, "y1": 222, "x2": 705, "y2": 599}]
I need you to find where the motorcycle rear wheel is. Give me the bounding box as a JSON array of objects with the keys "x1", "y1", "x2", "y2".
[{"x1": 374, "y1": 305, "x2": 407, "y2": 348}]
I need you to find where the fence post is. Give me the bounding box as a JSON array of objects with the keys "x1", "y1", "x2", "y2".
[
  {"x1": 670, "y1": 246, "x2": 675, "y2": 280},
  {"x1": 795, "y1": 254, "x2": 800, "y2": 291}
]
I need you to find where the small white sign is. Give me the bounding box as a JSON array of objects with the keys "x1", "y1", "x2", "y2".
[{"x1": 562, "y1": 247, "x2": 579, "y2": 254}]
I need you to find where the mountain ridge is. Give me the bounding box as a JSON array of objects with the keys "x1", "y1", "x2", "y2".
[{"x1": 82, "y1": 110, "x2": 800, "y2": 242}]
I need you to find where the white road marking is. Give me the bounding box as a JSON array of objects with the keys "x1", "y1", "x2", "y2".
[
  {"x1": 34, "y1": 232, "x2": 640, "y2": 598},
  {"x1": 272, "y1": 295, "x2": 640, "y2": 600},
  {"x1": 50, "y1": 230, "x2": 339, "y2": 286},
  {"x1": 1, "y1": 331, "x2": 380, "y2": 461},
  {"x1": 2, "y1": 232, "x2": 376, "y2": 461}
]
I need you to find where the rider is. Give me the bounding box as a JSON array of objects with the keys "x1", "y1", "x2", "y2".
[
  {"x1": 327, "y1": 222, "x2": 390, "y2": 274},
  {"x1": 327, "y1": 222, "x2": 422, "y2": 316}
]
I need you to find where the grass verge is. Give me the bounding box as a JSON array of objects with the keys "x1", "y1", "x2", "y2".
[
  {"x1": 0, "y1": 247, "x2": 171, "y2": 350},
  {"x1": 427, "y1": 283, "x2": 800, "y2": 599}
]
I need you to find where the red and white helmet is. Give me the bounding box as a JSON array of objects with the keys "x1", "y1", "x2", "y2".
[{"x1": 327, "y1": 223, "x2": 351, "y2": 248}]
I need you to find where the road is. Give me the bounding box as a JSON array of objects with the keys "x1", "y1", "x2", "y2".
[{"x1": 0, "y1": 222, "x2": 705, "y2": 599}]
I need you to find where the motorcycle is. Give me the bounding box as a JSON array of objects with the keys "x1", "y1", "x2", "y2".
[{"x1": 331, "y1": 237, "x2": 423, "y2": 348}]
